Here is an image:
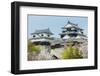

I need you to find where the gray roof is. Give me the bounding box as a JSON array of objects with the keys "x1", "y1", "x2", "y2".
[
  {"x1": 62, "y1": 21, "x2": 83, "y2": 30},
  {"x1": 31, "y1": 28, "x2": 53, "y2": 35},
  {"x1": 67, "y1": 21, "x2": 78, "y2": 25}
]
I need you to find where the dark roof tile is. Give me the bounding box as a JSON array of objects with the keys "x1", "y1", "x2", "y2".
[{"x1": 31, "y1": 28, "x2": 53, "y2": 35}]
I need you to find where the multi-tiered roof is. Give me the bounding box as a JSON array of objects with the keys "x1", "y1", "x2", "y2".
[
  {"x1": 31, "y1": 28, "x2": 53, "y2": 39},
  {"x1": 31, "y1": 28, "x2": 53, "y2": 35},
  {"x1": 60, "y1": 21, "x2": 87, "y2": 42},
  {"x1": 30, "y1": 28, "x2": 54, "y2": 45}
]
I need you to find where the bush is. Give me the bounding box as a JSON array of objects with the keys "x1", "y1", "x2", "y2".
[
  {"x1": 62, "y1": 45, "x2": 83, "y2": 59},
  {"x1": 28, "y1": 41, "x2": 40, "y2": 54}
]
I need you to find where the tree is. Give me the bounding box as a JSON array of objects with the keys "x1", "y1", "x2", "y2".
[
  {"x1": 62, "y1": 45, "x2": 83, "y2": 59},
  {"x1": 28, "y1": 41, "x2": 41, "y2": 60},
  {"x1": 28, "y1": 41, "x2": 40, "y2": 53}
]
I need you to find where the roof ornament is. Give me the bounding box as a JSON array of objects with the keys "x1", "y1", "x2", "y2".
[
  {"x1": 67, "y1": 21, "x2": 77, "y2": 26},
  {"x1": 67, "y1": 21, "x2": 71, "y2": 24}
]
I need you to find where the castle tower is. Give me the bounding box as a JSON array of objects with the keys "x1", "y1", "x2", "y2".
[
  {"x1": 59, "y1": 21, "x2": 87, "y2": 43},
  {"x1": 31, "y1": 28, "x2": 53, "y2": 45}
]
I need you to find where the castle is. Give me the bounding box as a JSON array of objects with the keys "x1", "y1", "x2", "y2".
[
  {"x1": 29, "y1": 21, "x2": 87, "y2": 59},
  {"x1": 30, "y1": 21, "x2": 87, "y2": 45}
]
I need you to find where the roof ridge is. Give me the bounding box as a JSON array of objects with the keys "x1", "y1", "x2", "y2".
[
  {"x1": 67, "y1": 21, "x2": 78, "y2": 26},
  {"x1": 31, "y1": 28, "x2": 53, "y2": 35}
]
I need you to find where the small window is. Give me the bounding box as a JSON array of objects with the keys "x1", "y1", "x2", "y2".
[
  {"x1": 48, "y1": 35, "x2": 50, "y2": 37},
  {"x1": 33, "y1": 35, "x2": 35, "y2": 37},
  {"x1": 62, "y1": 31, "x2": 66, "y2": 33},
  {"x1": 41, "y1": 34, "x2": 44, "y2": 36},
  {"x1": 81, "y1": 32, "x2": 83, "y2": 34}
]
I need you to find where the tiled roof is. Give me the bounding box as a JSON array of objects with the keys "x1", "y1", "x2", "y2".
[
  {"x1": 31, "y1": 28, "x2": 53, "y2": 35},
  {"x1": 62, "y1": 21, "x2": 83, "y2": 30}
]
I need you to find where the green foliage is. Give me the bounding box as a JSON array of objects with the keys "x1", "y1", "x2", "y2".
[
  {"x1": 28, "y1": 41, "x2": 40, "y2": 53},
  {"x1": 62, "y1": 45, "x2": 83, "y2": 59}
]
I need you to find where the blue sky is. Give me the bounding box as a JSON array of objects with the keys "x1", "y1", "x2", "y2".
[{"x1": 28, "y1": 15, "x2": 88, "y2": 39}]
